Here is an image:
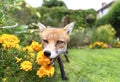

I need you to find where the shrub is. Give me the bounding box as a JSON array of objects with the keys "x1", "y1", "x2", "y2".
[
  {"x1": 111, "y1": 38, "x2": 120, "y2": 48},
  {"x1": 91, "y1": 24, "x2": 116, "y2": 44},
  {"x1": 115, "y1": 42, "x2": 120, "y2": 48},
  {"x1": 68, "y1": 30, "x2": 82, "y2": 48},
  {"x1": 0, "y1": 34, "x2": 54, "y2": 82},
  {"x1": 97, "y1": 24, "x2": 116, "y2": 37},
  {"x1": 68, "y1": 28, "x2": 92, "y2": 48}
]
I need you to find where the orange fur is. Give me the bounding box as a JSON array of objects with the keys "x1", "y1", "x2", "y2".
[
  {"x1": 40, "y1": 28, "x2": 70, "y2": 50},
  {"x1": 38, "y1": 22, "x2": 75, "y2": 59}
]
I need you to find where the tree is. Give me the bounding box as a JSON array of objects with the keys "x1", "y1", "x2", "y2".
[
  {"x1": 108, "y1": 0, "x2": 120, "y2": 37},
  {"x1": 97, "y1": 0, "x2": 120, "y2": 37}
]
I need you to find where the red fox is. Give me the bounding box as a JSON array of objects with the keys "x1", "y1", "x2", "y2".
[{"x1": 38, "y1": 22, "x2": 75, "y2": 80}]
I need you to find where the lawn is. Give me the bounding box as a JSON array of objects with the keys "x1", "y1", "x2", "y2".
[{"x1": 43, "y1": 48, "x2": 120, "y2": 82}]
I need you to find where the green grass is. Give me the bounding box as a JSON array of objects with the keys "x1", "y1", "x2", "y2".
[{"x1": 43, "y1": 48, "x2": 120, "y2": 82}]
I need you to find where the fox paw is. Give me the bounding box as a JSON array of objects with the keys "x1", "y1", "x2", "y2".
[{"x1": 62, "y1": 76, "x2": 69, "y2": 80}]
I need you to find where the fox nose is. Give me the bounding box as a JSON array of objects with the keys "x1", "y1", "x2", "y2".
[{"x1": 44, "y1": 50, "x2": 51, "y2": 57}]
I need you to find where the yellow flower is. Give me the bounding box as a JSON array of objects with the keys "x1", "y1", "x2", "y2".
[
  {"x1": 93, "y1": 42, "x2": 101, "y2": 46},
  {"x1": 89, "y1": 44, "x2": 93, "y2": 49},
  {"x1": 15, "y1": 44, "x2": 22, "y2": 51},
  {"x1": 20, "y1": 61, "x2": 32, "y2": 71},
  {"x1": 37, "y1": 65, "x2": 54, "y2": 78},
  {"x1": 0, "y1": 34, "x2": 19, "y2": 44},
  {"x1": 0, "y1": 34, "x2": 20, "y2": 49},
  {"x1": 2, "y1": 78, "x2": 7, "y2": 82},
  {"x1": 89, "y1": 41, "x2": 109, "y2": 49},
  {"x1": 15, "y1": 57, "x2": 22, "y2": 63},
  {"x1": 28, "y1": 53, "x2": 35, "y2": 62},
  {"x1": 29, "y1": 53, "x2": 35, "y2": 58},
  {"x1": 102, "y1": 43, "x2": 108, "y2": 48},
  {"x1": 36, "y1": 51, "x2": 50, "y2": 66},
  {"x1": 118, "y1": 42, "x2": 120, "y2": 45},
  {"x1": 30, "y1": 41, "x2": 43, "y2": 52},
  {"x1": 0, "y1": 37, "x2": 3, "y2": 43},
  {"x1": 23, "y1": 46, "x2": 33, "y2": 52}
]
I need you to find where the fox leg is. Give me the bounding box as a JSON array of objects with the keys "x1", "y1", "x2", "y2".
[
  {"x1": 57, "y1": 56, "x2": 68, "y2": 80},
  {"x1": 64, "y1": 46, "x2": 70, "y2": 62},
  {"x1": 64, "y1": 50, "x2": 70, "y2": 62}
]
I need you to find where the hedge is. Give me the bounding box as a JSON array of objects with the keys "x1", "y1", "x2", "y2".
[{"x1": 37, "y1": 7, "x2": 97, "y2": 29}]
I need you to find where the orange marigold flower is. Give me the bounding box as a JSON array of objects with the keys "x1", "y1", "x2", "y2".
[
  {"x1": 37, "y1": 65, "x2": 54, "y2": 78},
  {"x1": 20, "y1": 61, "x2": 32, "y2": 71},
  {"x1": 30, "y1": 41, "x2": 43, "y2": 52},
  {"x1": 36, "y1": 51, "x2": 50, "y2": 66}
]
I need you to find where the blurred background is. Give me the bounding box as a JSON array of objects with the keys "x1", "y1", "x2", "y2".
[{"x1": 0, "y1": 0, "x2": 119, "y2": 48}]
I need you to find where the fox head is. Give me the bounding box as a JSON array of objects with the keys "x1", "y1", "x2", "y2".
[{"x1": 38, "y1": 22, "x2": 75, "y2": 65}]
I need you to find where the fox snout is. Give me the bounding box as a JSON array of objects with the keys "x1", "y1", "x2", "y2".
[
  {"x1": 44, "y1": 50, "x2": 51, "y2": 57},
  {"x1": 43, "y1": 50, "x2": 59, "y2": 59},
  {"x1": 43, "y1": 49, "x2": 60, "y2": 65},
  {"x1": 43, "y1": 48, "x2": 60, "y2": 59}
]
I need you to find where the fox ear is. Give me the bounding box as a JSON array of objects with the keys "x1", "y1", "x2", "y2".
[
  {"x1": 64, "y1": 22, "x2": 75, "y2": 35},
  {"x1": 38, "y1": 22, "x2": 46, "y2": 32}
]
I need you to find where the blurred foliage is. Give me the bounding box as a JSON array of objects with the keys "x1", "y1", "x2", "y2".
[
  {"x1": 108, "y1": 0, "x2": 120, "y2": 37},
  {"x1": 68, "y1": 30, "x2": 85, "y2": 48},
  {"x1": 0, "y1": 0, "x2": 41, "y2": 28},
  {"x1": 38, "y1": 7, "x2": 97, "y2": 29},
  {"x1": 113, "y1": 41, "x2": 120, "y2": 48},
  {"x1": 68, "y1": 24, "x2": 116, "y2": 48},
  {"x1": 0, "y1": 0, "x2": 97, "y2": 48},
  {"x1": 97, "y1": 24, "x2": 116, "y2": 37},
  {"x1": 96, "y1": 15, "x2": 109, "y2": 27},
  {"x1": 91, "y1": 24, "x2": 116, "y2": 44},
  {"x1": 0, "y1": 0, "x2": 23, "y2": 26},
  {"x1": 10, "y1": 2, "x2": 41, "y2": 25},
  {"x1": 68, "y1": 28, "x2": 92, "y2": 48},
  {"x1": 0, "y1": 0, "x2": 97, "y2": 30},
  {"x1": 42, "y1": 0, "x2": 67, "y2": 8},
  {"x1": 97, "y1": 0, "x2": 120, "y2": 36},
  {"x1": 0, "y1": 25, "x2": 40, "y2": 47},
  {"x1": 86, "y1": 14, "x2": 96, "y2": 27}
]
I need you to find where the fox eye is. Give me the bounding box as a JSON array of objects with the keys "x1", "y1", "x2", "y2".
[
  {"x1": 56, "y1": 40, "x2": 64, "y2": 44},
  {"x1": 43, "y1": 39, "x2": 48, "y2": 43}
]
